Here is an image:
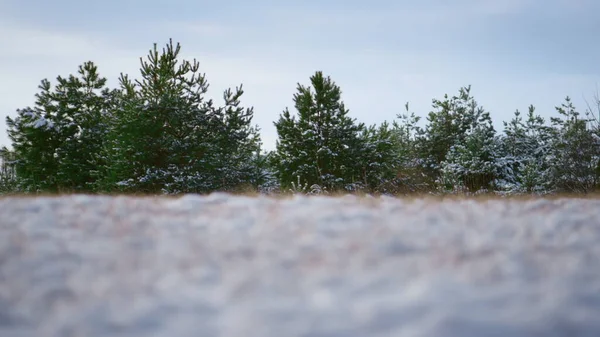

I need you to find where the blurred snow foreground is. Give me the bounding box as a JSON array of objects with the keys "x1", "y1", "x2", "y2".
[{"x1": 1, "y1": 194, "x2": 600, "y2": 337}]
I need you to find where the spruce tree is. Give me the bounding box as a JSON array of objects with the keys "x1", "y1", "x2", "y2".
[{"x1": 273, "y1": 71, "x2": 365, "y2": 192}]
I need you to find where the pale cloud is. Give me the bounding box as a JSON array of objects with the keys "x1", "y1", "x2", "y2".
[
  {"x1": 0, "y1": 21, "x2": 108, "y2": 59},
  {"x1": 465, "y1": 1, "x2": 527, "y2": 16},
  {"x1": 163, "y1": 22, "x2": 236, "y2": 39}
]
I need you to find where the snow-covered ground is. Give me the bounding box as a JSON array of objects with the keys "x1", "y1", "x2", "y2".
[{"x1": 1, "y1": 194, "x2": 600, "y2": 337}]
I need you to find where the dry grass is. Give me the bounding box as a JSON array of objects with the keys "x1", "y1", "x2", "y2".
[{"x1": 3, "y1": 189, "x2": 600, "y2": 201}]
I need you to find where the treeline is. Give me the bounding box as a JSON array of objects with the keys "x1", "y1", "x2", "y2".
[{"x1": 1, "y1": 40, "x2": 600, "y2": 196}]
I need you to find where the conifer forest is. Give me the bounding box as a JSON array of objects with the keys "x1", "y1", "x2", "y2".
[{"x1": 2, "y1": 40, "x2": 600, "y2": 196}]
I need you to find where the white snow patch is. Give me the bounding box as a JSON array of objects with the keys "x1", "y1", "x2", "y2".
[
  {"x1": 28, "y1": 116, "x2": 55, "y2": 130},
  {"x1": 1, "y1": 195, "x2": 600, "y2": 336}
]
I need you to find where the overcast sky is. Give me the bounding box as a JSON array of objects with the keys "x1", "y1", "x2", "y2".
[{"x1": 1, "y1": 0, "x2": 599, "y2": 150}]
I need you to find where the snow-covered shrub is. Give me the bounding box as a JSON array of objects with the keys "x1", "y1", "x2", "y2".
[
  {"x1": 546, "y1": 97, "x2": 600, "y2": 193},
  {"x1": 288, "y1": 176, "x2": 328, "y2": 195},
  {"x1": 497, "y1": 106, "x2": 553, "y2": 194},
  {"x1": 0, "y1": 147, "x2": 18, "y2": 194}
]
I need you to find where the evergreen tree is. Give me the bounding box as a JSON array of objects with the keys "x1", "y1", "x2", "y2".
[
  {"x1": 356, "y1": 121, "x2": 396, "y2": 193},
  {"x1": 439, "y1": 103, "x2": 499, "y2": 192},
  {"x1": 53, "y1": 62, "x2": 115, "y2": 192},
  {"x1": 99, "y1": 39, "x2": 261, "y2": 194},
  {"x1": 0, "y1": 147, "x2": 18, "y2": 194},
  {"x1": 6, "y1": 79, "x2": 61, "y2": 192},
  {"x1": 387, "y1": 104, "x2": 428, "y2": 193},
  {"x1": 547, "y1": 97, "x2": 600, "y2": 193},
  {"x1": 247, "y1": 148, "x2": 276, "y2": 193},
  {"x1": 585, "y1": 92, "x2": 600, "y2": 188},
  {"x1": 419, "y1": 86, "x2": 491, "y2": 189},
  {"x1": 273, "y1": 71, "x2": 365, "y2": 192},
  {"x1": 199, "y1": 87, "x2": 263, "y2": 192},
  {"x1": 361, "y1": 104, "x2": 427, "y2": 195},
  {"x1": 5, "y1": 63, "x2": 112, "y2": 193},
  {"x1": 587, "y1": 92, "x2": 600, "y2": 133},
  {"x1": 498, "y1": 105, "x2": 553, "y2": 193}
]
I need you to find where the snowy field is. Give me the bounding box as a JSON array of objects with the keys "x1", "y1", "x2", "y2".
[{"x1": 1, "y1": 194, "x2": 600, "y2": 337}]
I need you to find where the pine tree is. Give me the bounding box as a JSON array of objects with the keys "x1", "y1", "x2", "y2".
[
  {"x1": 5, "y1": 62, "x2": 113, "y2": 193},
  {"x1": 273, "y1": 71, "x2": 365, "y2": 192},
  {"x1": 356, "y1": 121, "x2": 396, "y2": 193},
  {"x1": 0, "y1": 147, "x2": 18, "y2": 194},
  {"x1": 585, "y1": 92, "x2": 600, "y2": 188},
  {"x1": 52, "y1": 62, "x2": 115, "y2": 192},
  {"x1": 439, "y1": 103, "x2": 499, "y2": 192},
  {"x1": 419, "y1": 85, "x2": 491, "y2": 190},
  {"x1": 249, "y1": 147, "x2": 279, "y2": 194},
  {"x1": 387, "y1": 104, "x2": 427, "y2": 193},
  {"x1": 6, "y1": 79, "x2": 61, "y2": 192},
  {"x1": 197, "y1": 87, "x2": 263, "y2": 192},
  {"x1": 498, "y1": 105, "x2": 553, "y2": 193},
  {"x1": 547, "y1": 97, "x2": 600, "y2": 193},
  {"x1": 99, "y1": 39, "x2": 261, "y2": 194}
]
